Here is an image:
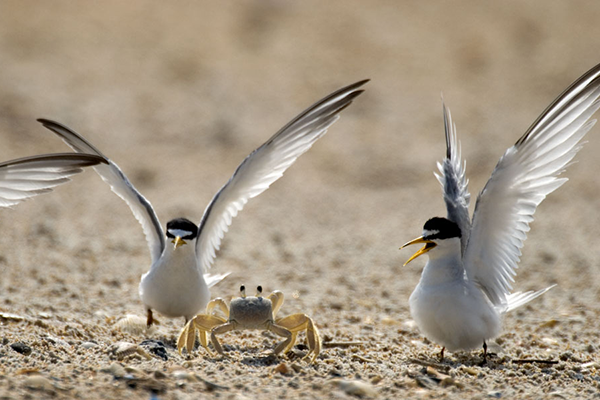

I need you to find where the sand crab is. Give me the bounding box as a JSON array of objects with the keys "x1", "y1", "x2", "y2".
[{"x1": 177, "y1": 285, "x2": 321, "y2": 362}]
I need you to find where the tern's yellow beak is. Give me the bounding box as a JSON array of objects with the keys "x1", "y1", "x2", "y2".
[
  {"x1": 400, "y1": 236, "x2": 436, "y2": 266},
  {"x1": 172, "y1": 236, "x2": 186, "y2": 249}
]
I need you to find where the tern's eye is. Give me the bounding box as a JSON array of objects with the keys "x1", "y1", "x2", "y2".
[{"x1": 257, "y1": 286, "x2": 262, "y2": 294}]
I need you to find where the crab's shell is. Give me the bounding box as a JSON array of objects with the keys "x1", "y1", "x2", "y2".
[{"x1": 229, "y1": 296, "x2": 274, "y2": 329}]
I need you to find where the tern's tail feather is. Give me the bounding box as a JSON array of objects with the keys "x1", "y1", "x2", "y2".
[
  {"x1": 204, "y1": 272, "x2": 231, "y2": 288},
  {"x1": 500, "y1": 285, "x2": 556, "y2": 314}
]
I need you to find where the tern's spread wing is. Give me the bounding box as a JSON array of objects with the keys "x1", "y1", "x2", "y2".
[
  {"x1": 0, "y1": 153, "x2": 105, "y2": 208},
  {"x1": 38, "y1": 119, "x2": 166, "y2": 263},
  {"x1": 464, "y1": 63, "x2": 600, "y2": 307},
  {"x1": 434, "y1": 102, "x2": 471, "y2": 255},
  {"x1": 196, "y1": 80, "x2": 368, "y2": 273}
]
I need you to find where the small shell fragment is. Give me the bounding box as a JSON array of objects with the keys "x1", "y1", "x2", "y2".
[
  {"x1": 0, "y1": 312, "x2": 27, "y2": 323},
  {"x1": 541, "y1": 337, "x2": 559, "y2": 347},
  {"x1": 101, "y1": 362, "x2": 126, "y2": 378},
  {"x1": 23, "y1": 375, "x2": 55, "y2": 392},
  {"x1": 172, "y1": 370, "x2": 198, "y2": 382},
  {"x1": 274, "y1": 362, "x2": 293, "y2": 375},
  {"x1": 109, "y1": 342, "x2": 152, "y2": 360},
  {"x1": 332, "y1": 379, "x2": 379, "y2": 398},
  {"x1": 582, "y1": 361, "x2": 599, "y2": 370},
  {"x1": 537, "y1": 319, "x2": 560, "y2": 329},
  {"x1": 113, "y1": 315, "x2": 153, "y2": 335},
  {"x1": 81, "y1": 342, "x2": 97, "y2": 349},
  {"x1": 460, "y1": 366, "x2": 478, "y2": 376}
]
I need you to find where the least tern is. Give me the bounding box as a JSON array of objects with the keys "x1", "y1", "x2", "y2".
[
  {"x1": 401, "y1": 63, "x2": 600, "y2": 361},
  {"x1": 0, "y1": 152, "x2": 105, "y2": 208},
  {"x1": 38, "y1": 79, "x2": 367, "y2": 326}
]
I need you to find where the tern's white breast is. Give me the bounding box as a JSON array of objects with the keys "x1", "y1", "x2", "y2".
[
  {"x1": 139, "y1": 243, "x2": 209, "y2": 320},
  {"x1": 409, "y1": 239, "x2": 501, "y2": 352},
  {"x1": 410, "y1": 276, "x2": 501, "y2": 351}
]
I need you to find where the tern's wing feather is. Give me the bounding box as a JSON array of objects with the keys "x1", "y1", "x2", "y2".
[
  {"x1": 196, "y1": 80, "x2": 368, "y2": 273},
  {"x1": 499, "y1": 285, "x2": 556, "y2": 314},
  {"x1": 37, "y1": 119, "x2": 166, "y2": 263},
  {"x1": 204, "y1": 272, "x2": 231, "y2": 288},
  {"x1": 0, "y1": 153, "x2": 106, "y2": 208},
  {"x1": 434, "y1": 101, "x2": 471, "y2": 255},
  {"x1": 464, "y1": 63, "x2": 600, "y2": 307}
]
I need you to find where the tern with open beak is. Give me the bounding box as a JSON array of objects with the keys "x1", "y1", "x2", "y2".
[{"x1": 401, "y1": 63, "x2": 600, "y2": 362}]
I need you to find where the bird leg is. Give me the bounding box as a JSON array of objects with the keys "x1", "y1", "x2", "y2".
[
  {"x1": 146, "y1": 309, "x2": 154, "y2": 327},
  {"x1": 481, "y1": 341, "x2": 488, "y2": 364}
]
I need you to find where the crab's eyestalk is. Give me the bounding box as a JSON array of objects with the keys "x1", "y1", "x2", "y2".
[
  {"x1": 256, "y1": 285, "x2": 263, "y2": 297},
  {"x1": 400, "y1": 236, "x2": 437, "y2": 266},
  {"x1": 172, "y1": 236, "x2": 186, "y2": 249},
  {"x1": 240, "y1": 285, "x2": 246, "y2": 298}
]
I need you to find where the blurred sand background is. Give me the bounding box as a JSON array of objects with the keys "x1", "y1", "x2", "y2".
[{"x1": 0, "y1": 1, "x2": 599, "y2": 399}]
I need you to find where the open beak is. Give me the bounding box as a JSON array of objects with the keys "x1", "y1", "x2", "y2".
[
  {"x1": 400, "y1": 236, "x2": 436, "y2": 266},
  {"x1": 172, "y1": 236, "x2": 186, "y2": 249}
]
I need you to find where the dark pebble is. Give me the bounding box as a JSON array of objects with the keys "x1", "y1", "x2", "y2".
[
  {"x1": 10, "y1": 342, "x2": 32, "y2": 355},
  {"x1": 140, "y1": 340, "x2": 168, "y2": 361}
]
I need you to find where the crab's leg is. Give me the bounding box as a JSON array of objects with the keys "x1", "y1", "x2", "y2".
[
  {"x1": 210, "y1": 321, "x2": 237, "y2": 356},
  {"x1": 197, "y1": 325, "x2": 210, "y2": 352},
  {"x1": 206, "y1": 298, "x2": 229, "y2": 318},
  {"x1": 305, "y1": 317, "x2": 321, "y2": 360},
  {"x1": 266, "y1": 291, "x2": 284, "y2": 318},
  {"x1": 275, "y1": 314, "x2": 322, "y2": 363},
  {"x1": 177, "y1": 319, "x2": 195, "y2": 355},
  {"x1": 177, "y1": 314, "x2": 227, "y2": 355},
  {"x1": 285, "y1": 331, "x2": 299, "y2": 354},
  {"x1": 267, "y1": 322, "x2": 294, "y2": 355}
]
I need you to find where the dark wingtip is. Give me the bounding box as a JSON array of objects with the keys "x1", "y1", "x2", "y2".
[
  {"x1": 442, "y1": 102, "x2": 452, "y2": 160},
  {"x1": 349, "y1": 78, "x2": 370, "y2": 87},
  {"x1": 68, "y1": 153, "x2": 108, "y2": 166},
  {"x1": 35, "y1": 118, "x2": 107, "y2": 159},
  {"x1": 0, "y1": 153, "x2": 108, "y2": 169},
  {"x1": 37, "y1": 118, "x2": 69, "y2": 131},
  {"x1": 37, "y1": 117, "x2": 55, "y2": 126},
  {"x1": 516, "y1": 62, "x2": 600, "y2": 147},
  {"x1": 345, "y1": 89, "x2": 365, "y2": 102},
  {"x1": 338, "y1": 79, "x2": 370, "y2": 94},
  {"x1": 45, "y1": 153, "x2": 108, "y2": 166}
]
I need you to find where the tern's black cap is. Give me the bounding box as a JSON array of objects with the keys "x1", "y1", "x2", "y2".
[
  {"x1": 166, "y1": 218, "x2": 198, "y2": 240},
  {"x1": 423, "y1": 217, "x2": 462, "y2": 240}
]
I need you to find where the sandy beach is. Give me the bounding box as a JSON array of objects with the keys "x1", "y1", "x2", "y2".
[{"x1": 1, "y1": 1, "x2": 599, "y2": 398}]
